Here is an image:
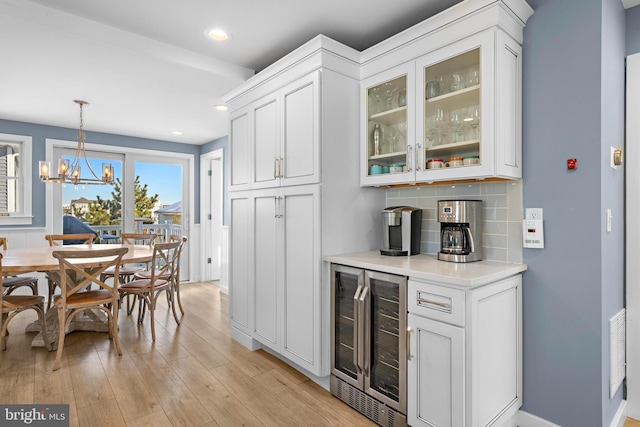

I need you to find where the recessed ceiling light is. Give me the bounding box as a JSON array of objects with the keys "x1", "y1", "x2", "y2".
[
  {"x1": 206, "y1": 28, "x2": 230, "y2": 41},
  {"x1": 215, "y1": 104, "x2": 228, "y2": 112},
  {"x1": 171, "y1": 131, "x2": 183, "y2": 136}
]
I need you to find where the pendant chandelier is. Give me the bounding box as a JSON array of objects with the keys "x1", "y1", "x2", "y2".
[{"x1": 39, "y1": 100, "x2": 114, "y2": 185}]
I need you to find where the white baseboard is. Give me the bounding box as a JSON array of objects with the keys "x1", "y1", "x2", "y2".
[
  {"x1": 610, "y1": 400, "x2": 627, "y2": 427},
  {"x1": 219, "y1": 226, "x2": 229, "y2": 294},
  {"x1": 516, "y1": 411, "x2": 562, "y2": 427},
  {"x1": 516, "y1": 401, "x2": 626, "y2": 427},
  {"x1": 230, "y1": 326, "x2": 262, "y2": 351}
]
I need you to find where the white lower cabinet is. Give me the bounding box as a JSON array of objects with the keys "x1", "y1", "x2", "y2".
[
  {"x1": 407, "y1": 275, "x2": 522, "y2": 427},
  {"x1": 252, "y1": 185, "x2": 322, "y2": 371}
]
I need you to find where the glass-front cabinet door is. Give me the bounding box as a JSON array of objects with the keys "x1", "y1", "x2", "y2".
[
  {"x1": 415, "y1": 31, "x2": 495, "y2": 181},
  {"x1": 364, "y1": 270, "x2": 407, "y2": 414},
  {"x1": 361, "y1": 63, "x2": 415, "y2": 186},
  {"x1": 331, "y1": 264, "x2": 364, "y2": 389}
]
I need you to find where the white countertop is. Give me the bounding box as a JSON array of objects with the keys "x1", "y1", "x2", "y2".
[{"x1": 324, "y1": 251, "x2": 527, "y2": 289}]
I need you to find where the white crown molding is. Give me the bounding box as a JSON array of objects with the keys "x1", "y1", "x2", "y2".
[{"x1": 623, "y1": 0, "x2": 640, "y2": 9}]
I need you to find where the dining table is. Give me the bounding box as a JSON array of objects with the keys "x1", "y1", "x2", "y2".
[{"x1": 1, "y1": 243, "x2": 155, "y2": 347}]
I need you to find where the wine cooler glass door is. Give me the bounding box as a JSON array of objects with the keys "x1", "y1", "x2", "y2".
[
  {"x1": 331, "y1": 264, "x2": 364, "y2": 389},
  {"x1": 364, "y1": 271, "x2": 407, "y2": 414}
]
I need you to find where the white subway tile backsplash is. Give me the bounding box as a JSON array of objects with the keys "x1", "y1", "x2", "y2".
[{"x1": 385, "y1": 180, "x2": 523, "y2": 263}]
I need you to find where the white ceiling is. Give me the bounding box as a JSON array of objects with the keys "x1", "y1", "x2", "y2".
[{"x1": 0, "y1": 0, "x2": 463, "y2": 144}]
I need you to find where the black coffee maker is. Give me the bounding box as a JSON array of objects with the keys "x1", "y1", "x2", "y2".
[{"x1": 380, "y1": 206, "x2": 422, "y2": 256}]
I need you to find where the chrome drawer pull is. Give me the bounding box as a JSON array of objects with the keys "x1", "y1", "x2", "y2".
[{"x1": 417, "y1": 297, "x2": 451, "y2": 310}]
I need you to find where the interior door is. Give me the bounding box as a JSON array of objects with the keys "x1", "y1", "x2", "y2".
[
  {"x1": 626, "y1": 52, "x2": 640, "y2": 418},
  {"x1": 206, "y1": 155, "x2": 222, "y2": 280}
]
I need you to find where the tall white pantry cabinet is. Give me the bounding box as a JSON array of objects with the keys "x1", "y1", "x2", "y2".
[{"x1": 225, "y1": 36, "x2": 385, "y2": 377}]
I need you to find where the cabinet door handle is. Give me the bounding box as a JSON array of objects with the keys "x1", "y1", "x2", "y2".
[
  {"x1": 407, "y1": 145, "x2": 413, "y2": 172},
  {"x1": 359, "y1": 286, "x2": 369, "y2": 376},
  {"x1": 407, "y1": 327, "x2": 413, "y2": 360},
  {"x1": 273, "y1": 157, "x2": 278, "y2": 179},
  {"x1": 274, "y1": 196, "x2": 283, "y2": 218},
  {"x1": 353, "y1": 284, "x2": 363, "y2": 372},
  {"x1": 278, "y1": 157, "x2": 284, "y2": 178},
  {"x1": 415, "y1": 143, "x2": 422, "y2": 171}
]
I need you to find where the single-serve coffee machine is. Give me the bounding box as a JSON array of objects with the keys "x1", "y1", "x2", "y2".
[
  {"x1": 380, "y1": 206, "x2": 422, "y2": 256},
  {"x1": 437, "y1": 200, "x2": 482, "y2": 263}
]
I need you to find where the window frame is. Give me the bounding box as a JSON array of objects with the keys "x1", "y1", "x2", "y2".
[{"x1": 0, "y1": 133, "x2": 33, "y2": 225}]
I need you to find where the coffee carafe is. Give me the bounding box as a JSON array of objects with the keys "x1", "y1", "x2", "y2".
[{"x1": 437, "y1": 200, "x2": 482, "y2": 262}]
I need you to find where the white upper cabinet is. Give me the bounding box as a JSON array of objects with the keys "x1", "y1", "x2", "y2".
[
  {"x1": 360, "y1": 0, "x2": 532, "y2": 186},
  {"x1": 229, "y1": 107, "x2": 251, "y2": 192},
  {"x1": 230, "y1": 71, "x2": 320, "y2": 191}
]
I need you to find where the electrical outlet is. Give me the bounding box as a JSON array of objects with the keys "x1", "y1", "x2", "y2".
[{"x1": 526, "y1": 208, "x2": 543, "y2": 221}]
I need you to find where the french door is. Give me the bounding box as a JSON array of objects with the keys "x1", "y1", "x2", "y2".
[{"x1": 46, "y1": 139, "x2": 192, "y2": 281}]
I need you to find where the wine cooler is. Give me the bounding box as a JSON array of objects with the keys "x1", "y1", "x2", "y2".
[{"x1": 330, "y1": 264, "x2": 407, "y2": 427}]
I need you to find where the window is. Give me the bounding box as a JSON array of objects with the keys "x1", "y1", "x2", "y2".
[{"x1": 0, "y1": 133, "x2": 32, "y2": 225}]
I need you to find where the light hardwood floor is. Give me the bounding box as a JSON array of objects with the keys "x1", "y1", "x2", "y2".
[{"x1": 0, "y1": 281, "x2": 375, "y2": 426}]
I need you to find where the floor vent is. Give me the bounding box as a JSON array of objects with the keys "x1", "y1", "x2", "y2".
[{"x1": 610, "y1": 308, "x2": 626, "y2": 398}]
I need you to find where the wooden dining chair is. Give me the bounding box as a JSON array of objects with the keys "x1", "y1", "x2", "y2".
[
  {"x1": 1, "y1": 253, "x2": 52, "y2": 352},
  {"x1": 44, "y1": 233, "x2": 96, "y2": 310},
  {"x1": 134, "y1": 235, "x2": 186, "y2": 315},
  {"x1": 169, "y1": 235, "x2": 187, "y2": 315},
  {"x1": 51, "y1": 246, "x2": 128, "y2": 371},
  {"x1": 100, "y1": 233, "x2": 156, "y2": 314},
  {"x1": 44, "y1": 233, "x2": 96, "y2": 246},
  {"x1": 119, "y1": 240, "x2": 181, "y2": 341},
  {"x1": 0, "y1": 237, "x2": 39, "y2": 296}
]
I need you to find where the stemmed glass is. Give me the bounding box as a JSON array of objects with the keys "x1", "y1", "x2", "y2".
[
  {"x1": 465, "y1": 65, "x2": 480, "y2": 88},
  {"x1": 396, "y1": 122, "x2": 408, "y2": 152},
  {"x1": 425, "y1": 115, "x2": 437, "y2": 147},
  {"x1": 382, "y1": 82, "x2": 397, "y2": 111},
  {"x1": 433, "y1": 107, "x2": 447, "y2": 145},
  {"x1": 449, "y1": 109, "x2": 465, "y2": 142},
  {"x1": 466, "y1": 105, "x2": 480, "y2": 140},
  {"x1": 369, "y1": 87, "x2": 382, "y2": 115}
]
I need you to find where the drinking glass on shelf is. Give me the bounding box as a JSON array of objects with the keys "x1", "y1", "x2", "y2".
[
  {"x1": 465, "y1": 65, "x2": 480, "y2": 88},
  {"x1": 382, "y1": 82, "x2": 397, "y2": 111},
  {"x1": 369, "y1": 86, "x2": 382, "y2": 114},
  {"x1": 396, "y1": 122, "x2": 407, "y2": 152},
  {"x1": 438, "y1": 74, "x2": 449, "y2": 96},
  {"x1": 449, "y1": 71, "x2": 464, "y2": 92},
  {"x1": 449, "y1": 109, "x2": 465, "y2": 142},
  {"x1": 466, "y1": 105, "x2": 480, "y2": 139},
  {"x1": 425, "y1": 115, "x2": 438, "y2": 147},
  {"x1": 433, "y1": 107, "x2": 447, "y2": 145}
]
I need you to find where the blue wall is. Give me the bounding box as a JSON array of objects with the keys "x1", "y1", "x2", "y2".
[
  {"x1": 522, "y1": 0, "x2": 625, "y2": 425},
  {"x1": 627, "y1": 4, "x2": 640, "y2": 55},
  {"x1": 0, "y1": 119, "x2": 201, "y2": 226}
]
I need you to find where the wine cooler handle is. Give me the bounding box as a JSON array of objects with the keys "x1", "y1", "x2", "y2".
[
  {"x1": 359, "y1": 286, "x2": 369, "y2": 376},
  {"x1": 353, "y1": 285, "x2": 363, "y2": 372},
  {"x1": 407, "y1": 327, "x2": 413, "y2": 360}
]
